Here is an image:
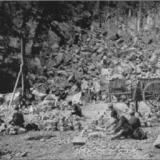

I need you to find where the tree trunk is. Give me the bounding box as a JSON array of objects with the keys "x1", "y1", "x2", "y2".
[
  {"x1": 107, "y1": 1, "x2": 110, "y2": 33},
  {"x1": 93, "y1": 1, "x2": 102, "y2": 28},
  {"x1": 137, "y1": 1, "x2": 142, "y2": 32},
  {"x1": 128, "y1": 9, "x2": 131, "y2": 18},
  {"x1": 99, "y1": 11, "x2": 102, "y2": 28},
  {"x1": 21, "y1": 36, "x2": 25, "y2": 98}
]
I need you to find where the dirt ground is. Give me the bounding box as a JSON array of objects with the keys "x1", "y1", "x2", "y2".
[{"x1": 0, "y1": 102, "x2": 160, "y2": 160}]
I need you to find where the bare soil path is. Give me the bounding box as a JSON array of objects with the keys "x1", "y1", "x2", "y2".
[{"x1": 0, "y1": 102, "x2": 160, "y2": 159}]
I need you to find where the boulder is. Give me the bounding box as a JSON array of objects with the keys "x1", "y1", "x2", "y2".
[
  {"x1": 112, "y1": 102, "x2": 130, "y2": 118},
  {"x1": 0, "y1": 123, "x2": 6, "y2": 133},
  {"x1": 4, "y1": 91, "x2": 20, "y2": 104},
  {"x1": 101, "y1": 68, "x2": 111, "y2": 76},
  {"x1": 32, "y1": 90, "x2": 46, "y2": 100},
  {"x1": 72, "y1": 136, "x2": 87, "y2": 145},
  {"x1": 55, "y1": 52, "x2": 64, "y2": 66},
  {"x1": 20, "y1": 152, "x2": 28, "y2": 157},
  {"x1": 88, "y1": 131, "x2": 105, "y2": 138},
  {"x1": 139, "y1": 101, "x2": 151, "y2": 117},
  {"x1": 43, "y1": 120, "x2": 58, "y2": 131},
  {"x1": 66, "y1": 92, "x2": 82, "y2": 104},
  {"x1": 41, "y1": 103, "x2": 56, "y2": 111},
  {"x1": 9, "y1": 37, "x2": 20, "y2": 48},
  {"x1": 25, "y1": 123, "x2": 39, "y2": 131},
  {"x1": 44, "y1": 94, "x2": 58, "y2": 101},
  {"x1": 24, "y1": 132, "x2": 55, "y2": 141},
  {"x1": 6, "y1": 125, "x2": 17, "y2": 135},
  {"x1": 81, "y1": 79, "x2": 89, "y2": 90},
  {"x1": 153, "y1": 135, "x2": 160, "y2": 148},
  {"x1": 17, "y1": 127, "x2": 26, "y2": 134},
  {"x1": 93, "y1": 80, "x2": 101, "y2": 93}
]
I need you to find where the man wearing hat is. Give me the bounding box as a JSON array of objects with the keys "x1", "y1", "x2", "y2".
[
  {"x1": 128, "y1": 110, "x2": 141, "y2": 131},
  {"x1": 107, "y1": 103, "x2": 135, "y2": 140},
  {"x1": 128, "y1": 109, "x2": 147, "y2": 140},
  {"x1": 9, "y1": 105, "x2": 25, "y2": 128}
]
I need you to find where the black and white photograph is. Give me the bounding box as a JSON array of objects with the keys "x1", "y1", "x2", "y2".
[{"x1": 0, "y1": 0, "x2": 160, "y2": 159}]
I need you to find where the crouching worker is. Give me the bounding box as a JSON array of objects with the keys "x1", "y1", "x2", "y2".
[
  {"x1": 110, "y1": 111, "x2": 133, "y2": 140},
  {"x1": 106, "y1": 104, "x2": 119, "y2": 130},
  {"x1": 106, "y1": 104, "x2": 133, "y2": 140},
  {"x1": 128, "y1": 110, "x2": 141, "y2": 131},
  {"x1": 128, "y1": 110, "x2": 147, "y2": 140}
]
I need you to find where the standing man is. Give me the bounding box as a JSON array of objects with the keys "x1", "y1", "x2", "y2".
[
  {"x1": 93, "y1": 79, "x2": 101, "y2": 102},
  {"x1": 134, "y1": 81, "x2": 142, "y2": 112}
]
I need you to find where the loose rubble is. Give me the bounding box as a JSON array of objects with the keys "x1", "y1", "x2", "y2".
[
  {"x1": 153, "y1": 135, "x2": 160, "y2": 148},
  {"x1": 1, "y1": 17, "x2": 160, "y2": 131},
  {"x1": 1, "y1": 2, "x2": 160, "y2": 160}
]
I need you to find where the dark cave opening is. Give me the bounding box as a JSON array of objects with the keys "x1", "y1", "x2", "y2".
[{"x1": 0, "y1": 71, "x2": 16, "y2": 94}]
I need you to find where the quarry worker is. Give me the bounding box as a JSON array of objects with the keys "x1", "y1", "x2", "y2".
[
  {"x1": 108, "y1": 103, "x2": 118, "y2": 119},
  {"x1": 128, "y1": 110, "x2": 141, "y2": 131},
  {"x1": 9, "y1": 105, "x2": 25, "y2": 128},
  {"x1": 89, "y1": 82, "x2": 95, "y2": 102},
  {"x1": 110, "y1": 110, "x2": 133, "y2": 140},
  {"x1": 107, "y1": 104, "x2": 145, "y2": 140},
  {"x1": 71, "y1": 103, "x2": 83, "y2": 117},
  {"x1": 134, "y1": 81, "x2": 142, "y2": 112},
  {"x1": 128, "y1": 110, "x2": 147, "y2": 140},
  {"x1": 107, "y1": 104, "x2": 132, "y2": 140},
  {"x1": 105, "y1": 103, "x2": 119, "y2": 130}
]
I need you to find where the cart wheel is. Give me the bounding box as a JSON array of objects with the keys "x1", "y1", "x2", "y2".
[{"x1": 143, "y1": 80, "x2": 160, "y2": 107}]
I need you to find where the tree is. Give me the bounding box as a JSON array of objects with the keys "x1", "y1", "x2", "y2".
[{"x1": 0, "y1": 1, "x2": 43, "y2": 105}]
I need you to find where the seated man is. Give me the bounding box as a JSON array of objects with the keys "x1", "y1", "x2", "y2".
[
  {"x1": 128, "y1": 110, "x2": 147, "y2": 140},
  {"x1": 107, "y1": 104, "x2": 133, "y2": 140},
  {"x1": 72, "y1": 103, "x2": 83, "y2": 117},
  {"x1": 110, "y1": 110, "x2": 133, "y2": 140},
  {"x1": 106, "y1": 104, "x2": 118, "y2": 129},
  {"x1": 9, "y1": 106, "x2": 25, "y2": 128},
  {"x1": 128, "y1": 110, "x2": 141, "y2": 131}
]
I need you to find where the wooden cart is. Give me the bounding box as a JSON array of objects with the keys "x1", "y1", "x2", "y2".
[
  {"x1": 109, "y1": 77, "x2": 160, "y2": 107},
  {"x1": 136, "y1": 78, "x2": 160, "y2": 107},
  {"x1": 109, "y1": 78, "x2": 132, "y2": 102}
]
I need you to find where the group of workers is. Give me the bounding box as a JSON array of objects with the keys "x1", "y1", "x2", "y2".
[
  {"x1": 6, "y1": 101, "x2": 83, "y2": 133},
  {"x1": 2, "y1": 94, "x2": 147, "y2": 141},
  {"x1": 107, "y1": 103, "x2": 147, "y2": 140}
]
